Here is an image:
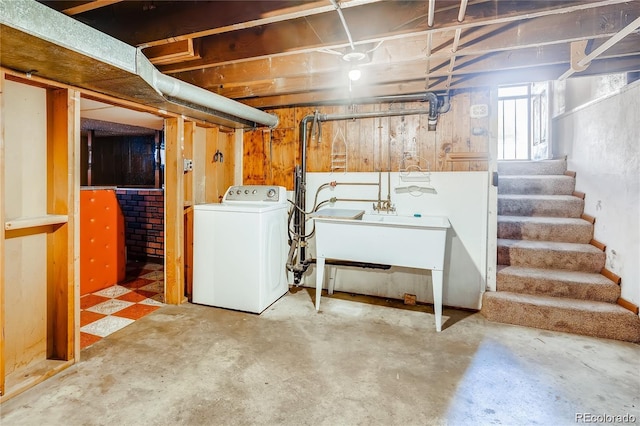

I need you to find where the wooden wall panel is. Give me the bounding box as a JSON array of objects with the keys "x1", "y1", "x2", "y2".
[
  {"x1": 193, "y1": 126, "x2": 207, "y2": 204},
  {"x1": 4, "y1": 236, "x2": 48, "y2": 375},
  {"x1": 243, "y1": 88, "x2": 491, "y2": 189},
  {"x1": 469, "y1": 90, "x2": 491, "y2": 171},
  {"x1": 183, "y1": 122, "x2": 196, "y2": 205},
  {"x1": 243, "y1": 127, "x2": 267, "y2": 185},
  {"x1": 219, "y1": 131, "x2": 235, "y2": 193},
  {"x1": 3, "y1": 81, "x2": 49, "y2": 377},
  {"x1": 4, "y1": 81, "x2": 48, "y2": 219}
]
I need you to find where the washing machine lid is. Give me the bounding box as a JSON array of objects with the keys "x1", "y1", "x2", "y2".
[{"x1": 194, "y1": 203, "x2": 288, "y2": 213}]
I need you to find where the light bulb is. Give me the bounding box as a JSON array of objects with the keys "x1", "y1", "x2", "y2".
[{"x1": 348, "y1": 68, "x2": 362, "y2": 81}]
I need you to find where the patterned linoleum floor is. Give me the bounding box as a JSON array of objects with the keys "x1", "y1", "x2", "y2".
[{"x1": 80, "y1": 261, "x2": 164, "y2": 349}]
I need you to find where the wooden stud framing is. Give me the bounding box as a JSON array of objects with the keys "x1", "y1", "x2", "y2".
[
  {"x1": 0, "y1": 71, "x2": 5, "y2": 397},
  {"x1": 205, "y1": 127, "x2": 220, "y2": 203},
  {"x1": 46, "y1": 88, "x2": 79, "y2": 361},
  {"x1": 183, "y1": 121, "x2": 196, "y2": 206},
  {"x1": 182, "y1": 121, "x2": 196, "y2": 298},
  {"x1": 164, "y1": 117, "x2": 185, "y2": 304},
  {"x1": 1, "y1": 77, "x2": 79, "y2": 403}
]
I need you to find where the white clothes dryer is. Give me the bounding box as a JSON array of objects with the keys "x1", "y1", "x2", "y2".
[{"x1": 192, "y1": 185, "x2": 289, "y2": 313}]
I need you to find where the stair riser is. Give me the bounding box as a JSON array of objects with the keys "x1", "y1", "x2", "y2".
[
  {"x1": 498, "y1": 177, "x2": 575, "y2": 195},
  {"x1": 497, "y1": 221, "x2": 592, "y2": 243},
  {"x1": 498, "y1": 160, "x2": 567, "y2": 175},
  {"x1": 497, "y1": 246, "x2": 605, "y2": 272},
  {"x1": 498, "y1": 198, "x2": 584, "y2": 217},
  {"x1": 482, "y1": 293, "x2": 640, "y2": 343},
  {"x1": 496, "y1": 274, "x2": 620, "y2": 303}
]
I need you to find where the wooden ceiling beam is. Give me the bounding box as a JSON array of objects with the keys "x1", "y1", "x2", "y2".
[
  {"x1": 170, "y1": 5, "x2": 639, "y2": 91},
  {"x1": 62, "y1": 0, "x2": 122, "y2": 15},
  {"x1": 69, "y1": 0, "x2": 384, "y2": 47},
  {"x1": 158, "y1": 0, "x2": 635, "y2": 74},
  {"x1": 239, "y1": 55, "x2": 640, "y2": 109},
  {"x1": 38, "y1": 0, "x2": 123, "y2": 15},
  {"x1": 210, "y1": 42, "x2": 639, "y2": 100}
]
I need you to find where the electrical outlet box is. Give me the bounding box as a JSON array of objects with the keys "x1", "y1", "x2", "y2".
[
  {"x1": 470, "y1": 104, "x2": 489, "y2": 118},
  {"x1": 183, "y1": 158, "x2": 193, "y2": 172}
]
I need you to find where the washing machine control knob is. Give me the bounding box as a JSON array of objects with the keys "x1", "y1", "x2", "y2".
[
  {"x1": 252, "y1": 190, "x2": 257, "y2": 194},
  {"x1": 244, "y1": 189, "x2": 249, "y2": 194},
  {"x1": 236, "y1": 190, "x2": 241, "y2": 195},
  {"x1": 267, "y1": 189, "x2": 276, "y2": 198}
]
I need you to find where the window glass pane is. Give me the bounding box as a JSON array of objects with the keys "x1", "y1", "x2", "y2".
[
  {"x1": 514, "y1": 98, "x2": 529, "y2": 159},
  {"x1": 498, "y1": 84, "x2": 531, "y2": 160},
  {"x1": 498, "y1": 85, "x2": 529, "y2": 97}
]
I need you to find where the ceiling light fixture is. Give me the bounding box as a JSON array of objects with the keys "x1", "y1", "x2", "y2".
[
  {"x1": 342, "y1": 51, "x2": 367, "y2": 62},
  {"x1": 348, "y1": 68, "x2": 362, "y2": 81}
]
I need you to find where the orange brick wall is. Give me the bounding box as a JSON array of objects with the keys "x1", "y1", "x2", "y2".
[{"x1": 115, "y1": 189, "x2": 164, "y2": 261}]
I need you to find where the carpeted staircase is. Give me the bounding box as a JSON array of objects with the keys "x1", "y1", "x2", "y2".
[{"x1": 481, "y1": 159, "x2": 640, "y2": 343}]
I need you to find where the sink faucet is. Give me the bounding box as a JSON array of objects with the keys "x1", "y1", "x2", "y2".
[{"x1": 373, "y1": 199, "x2": 396, "y2": 213}]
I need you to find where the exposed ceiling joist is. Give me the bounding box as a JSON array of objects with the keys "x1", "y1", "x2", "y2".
[
  {"x1": 61, "y1": 0, "x2": 123, "y2": 16},
  {"x1": 28, "y1": 0, "x2": 640, "y2": 109}
]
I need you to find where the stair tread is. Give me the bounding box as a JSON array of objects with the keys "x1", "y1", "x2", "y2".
[
  {"x1": 498, "y1": 238, "x2": 603, "y2": 253},
  {"x1": 498, "y1": 194, "x2": 581, "y2": 201},
  {"x1": 497, "y1": 159, "x2": 567, "y2": 176},
  {"x1": 499, "y1": 175, "x2": 574, "y2": 181},
  {"x1": 482, "y1": 291, "x2": 640, "y2": 342},
  {"x1": 485, "y1": 291, "x2": 628, "y2": 314},
  {"x1": 498, "y1": 266, "x2": 616, "y2": 285},
  {"x1": 497, "y1": 215, "x2": 591, "y2": 225}
]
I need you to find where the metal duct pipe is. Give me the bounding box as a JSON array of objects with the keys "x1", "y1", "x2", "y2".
[
  {"x1": 0, "y1": 0, "x2": 279, "y2": 129},
  {"x1": 152, "y1": 70, "x2": 278, "y2": 128}
]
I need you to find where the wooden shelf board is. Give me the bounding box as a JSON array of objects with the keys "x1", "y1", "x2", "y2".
[
  {"x1": 1, "y1": 359, "x2": 74, "y2": 403},
  {"x1": 446, "y1": 152, "x2": 489, "y2": 162},
  {"x1": 4, "y1": 214, "x2": 68, "y2": 231}
]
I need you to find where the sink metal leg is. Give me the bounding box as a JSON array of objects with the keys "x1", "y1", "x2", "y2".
[
  {"x1": 315, "y1": 257, "x2": 325, "y2": 311},
  {"x1": 432, "y1": 270, "x2": 443, "y2": 332}
]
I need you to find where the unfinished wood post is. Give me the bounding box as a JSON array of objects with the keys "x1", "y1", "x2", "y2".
[
  {"x1": 164, "y1": 117, "x2": 185, "y2": 304},
  {"x1": 205, "y1": 127, "x2": 220, "y2": 203},
  {"x1": 46, "y1": 87, "x2": 79, "y2": 362},
  {"x1": 183, "y1": 121, "x2": 195, "y2": 205},
  {"x1": 183, "y1": 122, "x2": 196, "y2": 296},
  {"x1": 0, "y1": 71, "x2": 6, "y2": 396}
]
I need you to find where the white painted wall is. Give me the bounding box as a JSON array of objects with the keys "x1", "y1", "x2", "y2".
[
  {"x1": 301, "y1": 171, "x2": 489, "y2": 309},
  {"x1": 553, "y1": 79, "x2": 640, "y2": 309}
]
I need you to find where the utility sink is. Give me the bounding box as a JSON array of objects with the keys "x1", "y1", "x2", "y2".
[{"x1": 312, "y1": 209, "x2": 450, "y2": 332}]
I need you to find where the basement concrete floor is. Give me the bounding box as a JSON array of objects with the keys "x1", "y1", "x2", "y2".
[{"x1": 2, "y1": 288, "x2": 639, "y2": 426}]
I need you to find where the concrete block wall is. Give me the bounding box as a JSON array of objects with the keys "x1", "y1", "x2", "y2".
[{"x1": 115, "y1": 188, "x2": 164, "y2": 261}]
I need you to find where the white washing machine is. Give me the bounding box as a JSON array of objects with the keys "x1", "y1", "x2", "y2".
[{"x1": 192, "y1": 185, "x2": 289, "y2": 313}]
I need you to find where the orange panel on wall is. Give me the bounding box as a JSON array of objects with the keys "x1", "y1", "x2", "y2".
[{"x1": 80, "y1": 188, "x2": 126, "y2": 295}]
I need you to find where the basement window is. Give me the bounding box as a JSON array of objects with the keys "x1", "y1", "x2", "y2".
[{"x1": 498, "y1": 85, "x2": 531, "y2": 160}]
